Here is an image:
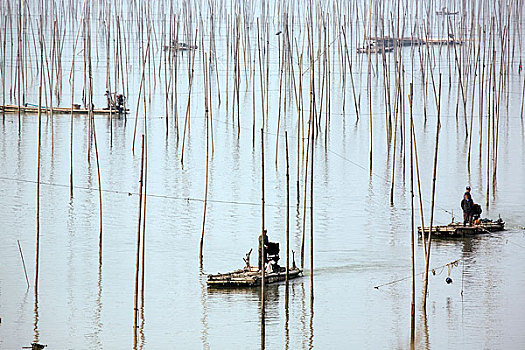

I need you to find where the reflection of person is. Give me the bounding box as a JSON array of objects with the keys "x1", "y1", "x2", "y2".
[
  {"x1": 461, "y1": 193, "x2": 473, "y2": 225},
  {"x1": 258, "y1": 230, "x2": 268, "y2": 270}
]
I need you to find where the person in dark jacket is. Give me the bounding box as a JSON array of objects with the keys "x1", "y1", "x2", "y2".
[
  {"x1": 464, "y1": 186, "x2": 473, "y2": 202},
  {"x1": 461, "y1": 193, "x2": 473, "y2": 225}
]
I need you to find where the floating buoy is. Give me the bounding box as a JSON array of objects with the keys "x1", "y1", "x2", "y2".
[{"x1": 445, "y1": 277, "x2": 453, "y2": 284}]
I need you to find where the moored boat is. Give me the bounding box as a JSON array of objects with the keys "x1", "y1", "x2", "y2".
[
  {"x1": 207, "y1": 244, "x2": 302, "y2": 287},
  {"x1": 207, "y1": 265, "x2": 302, "y2": 287},
  {"x1": 0, "y1": 104, "x2": 129, "y2": 115},
  {"x1": 356, "y1": 45, "x2": 393, "y2": 54},
  {"x1": 418, "y1": 218, "x2": 505, "y2": 238}
]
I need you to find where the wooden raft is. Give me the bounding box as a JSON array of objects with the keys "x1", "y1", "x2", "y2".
[
  {"x1": 1, "y1": 104, "x2": 128, "y2": 115},
  {"x1": 418, "y1": 220, "x2": 505, "y2": 238},
  {"x1": 207, "y1": 266, "x2": 302, "y2": 287}
]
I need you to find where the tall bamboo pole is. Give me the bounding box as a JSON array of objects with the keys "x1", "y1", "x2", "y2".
[
  {"x1": 409, "y1": 83, "x2": 415, "y2": 341},
  {"x1": 285, "y1": 132, "x2": 290, "y2": 280},
  {"x1": 199, "y1": 56, "x2": 210, "y2": 266},
  {"x1": 422, "y1": 75, "x2": 441, "y2": 310},
  {"x1": 260, "y1": 127, "x2": 266, "y2": 349},
  {"x1": 35, "y1": 85, "x2": 42, "y2": 292},
  {"x1": 133, "y1": 135, "x2": 145, "y2": 345},
  {"x1": 140, "y1": 92, "x2": 148, "y2": 306},
  {"x1": 310, "y1": 106, "x2": 314, "y2": 298}
]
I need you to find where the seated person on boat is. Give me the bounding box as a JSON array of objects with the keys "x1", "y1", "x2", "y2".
[{"x1": 258, "y1": 231, "x2": 280, "y2": 273}]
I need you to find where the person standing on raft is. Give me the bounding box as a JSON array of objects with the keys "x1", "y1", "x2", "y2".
[{"x1": 461, "y1": 191, "x2": 474, "y2": 226}]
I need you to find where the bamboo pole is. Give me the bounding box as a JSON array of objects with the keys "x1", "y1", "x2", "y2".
[
  {"x1": 422, "y1": 75, "x2": 441, "y2": 310},
  {"x1": 199, "y1": 55, "x2": 210, "y2": 267},
  {"x1": 17, "y1": 239, "x2": 30, "y2": 289},
  {"x1": 310, "y1": 103, "x2": 314, "y2": 298},
  {"x1": 180, "y1": 30, "x2": 198, "y2": 165},
  {"x1": 133, "y1": 135, "x2": 145, "y2": 344},
  {"x1": 35, "y1": 85, "x2": 42, "y2": 292},
  {"x1": 87, "y1": 30, "x2": 103, "y2": 263},
  {"x1": 140, "y1": 90, "x2": 148, "y2": 307},
  {"x1": 260, "y1": 127, "x2": 266, "y2": 348},
  {"x1": 132, "y1": 40, "x2": 150, "y2": 155},
  {"x1": 409, "y1": 83, "x2": 415, "y2": 341},
  {"x1": 300, "y1": 112, "x2": 312, "y2": 269},
  {"x1": 285, "y1": 132, "x2": 290, "y2": 280}
]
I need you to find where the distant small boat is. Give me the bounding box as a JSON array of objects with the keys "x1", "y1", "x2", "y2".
[
  {"x1": 0, "y1": 104, "x2": 129, "y2": 115},
  {"x1": 356, "y1": 45, "x2": 393, "y2": 54},
  {"x1": 163, "y1": 41, "x2": 198, "y2": 52},
  {"x1": 366, "y1": 37, "x2": 425, "y2": 47},
  {"x1": 436, "y1": 7, "x2": 459, "y2": 16},
  {"x1": 418, "y1": 218, "x2": 505, "y2": 238}
]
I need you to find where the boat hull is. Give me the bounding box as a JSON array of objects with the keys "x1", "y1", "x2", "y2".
[
  {"x1": 1, "y1": 104, "x2": 128, "y2": 115},
  {"x1": 418, "y1": 220, "x2": 504, "y2": 238},
  {"x1": 207, "y1": 266, "x2": 302, "y2": 287}
]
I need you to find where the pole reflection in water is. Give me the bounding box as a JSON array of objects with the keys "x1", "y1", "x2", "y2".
[
  {"x1": 284, "y1": 281, "x2": 290, "y2": 350},
  {"x1": 260, "y1": 299, "x2": 265, "y2": 350},
  {"x1": 93, "y1": 252, "x2": 103, "y2": 349},
  {"x1": 300, "y1": 281, "x2": 306, "y2": 349},
  {"x1": 33, "y1": 288, "x2": 39, "y2": 343},
  {"x1": 308, "y1": 280, "x2": 314, "y2": 350},
  {"x1": 421, "y1": 309, "x2": 430, "y2": 350},
  {"x1": 138, "y1": 303, "x2": 146, "y2": 350},
  {"x1": 199, "y1": 271, "x2": 210, "y2": 350}
]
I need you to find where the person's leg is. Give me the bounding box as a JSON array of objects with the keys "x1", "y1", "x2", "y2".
[
  {"x1": 258, "y1": 249, "x2": 262, "y2": 270},
  {"x1": 463, "y1": 212, "x2": 468, "y2": 225}
]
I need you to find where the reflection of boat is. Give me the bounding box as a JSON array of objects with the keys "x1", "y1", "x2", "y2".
[
  {"x1": 418, "y1": 218, "x2": 505, "y2": 238},
  {"x1": 207, "y1": 266, "x2": 302, "y2": 287},
  {"x1": 1, "y1": 104, "x2": 129, "y2": 115}
]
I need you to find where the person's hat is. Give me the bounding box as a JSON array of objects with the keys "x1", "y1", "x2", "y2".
[{"x1": 466, "y1": 186, "x2": 471, "y2": 190}]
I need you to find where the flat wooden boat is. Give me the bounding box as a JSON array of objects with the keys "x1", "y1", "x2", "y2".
[
  {"x1": 436, "y1": 8, "x2": 459, "y2": 16},
  {"x1": 357, "y1": 45, "x2": 393, "y2": 54},
  {"x1": 0, "y1": 104, "x2": 128, "y2": 115},
  {"x1": 418, "y1": 219, "x2": 505, "y2": 238},
  {"x1": 207, "y1": 266, "x2": 302, "y2": 287},
  {"x1": 163, "y1": 41, "x2": 198, "y2": 52},
  {"x1": 367, "y1": 36, "x2": 425, "y2": 47},
  {"x1": 367, "y1": 36, "x2": 467, "y2": 47}
]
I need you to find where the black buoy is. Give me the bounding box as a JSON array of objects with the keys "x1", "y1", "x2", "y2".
[{"x1": 445, "y1": 277, "x2": 453, "y2": 284}]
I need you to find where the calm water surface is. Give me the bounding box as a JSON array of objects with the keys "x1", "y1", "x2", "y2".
[{"x1": 1, "y1": 1, "x2": 525, "y2": 349}]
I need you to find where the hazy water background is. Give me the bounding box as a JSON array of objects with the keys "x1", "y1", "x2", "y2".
[{"x1": 1, "y1": 1, "x2": 525, "y2": 348}]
